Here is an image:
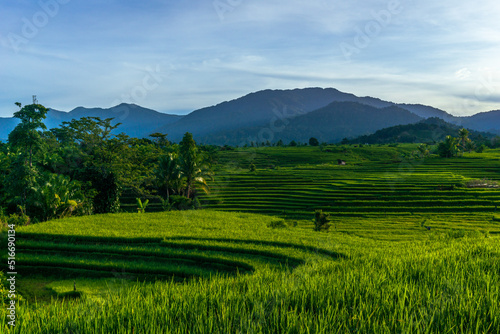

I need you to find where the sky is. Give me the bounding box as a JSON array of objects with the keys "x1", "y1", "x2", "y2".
[{"x1": 1, "y1": 0, "x2": 500, "y2": 118}]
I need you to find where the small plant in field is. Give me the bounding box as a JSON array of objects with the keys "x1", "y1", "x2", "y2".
[
  {"x1": 267, "y1": 219, "x2": 286, "y2": 229},
  {"x1": 313, "y1": 210, "x2": 330, "y2": 232},
  {"x1": 136, "y1": 198, "x2": 149, "y2": 213},
  {"x1": 249, "y1": 163, "x2": 256, "y2": 172}
]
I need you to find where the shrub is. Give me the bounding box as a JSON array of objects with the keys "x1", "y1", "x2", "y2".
[
  {"x1": 170, "y1": 195, "x2": 193, "y2": 210},
  {"x1": 313, "y1": 210, "x2": 330, "y2": 232},
  {"x1": 249, "y1": 163, "x2": 256, "y2": 172},
  {"x1": 267, "y1": 219, "x2": 286, "y2": 229}
]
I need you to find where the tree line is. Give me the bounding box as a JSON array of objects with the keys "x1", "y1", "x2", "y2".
[{"x1": 0, "y1": 102, "x2": 213, "y2": 224}]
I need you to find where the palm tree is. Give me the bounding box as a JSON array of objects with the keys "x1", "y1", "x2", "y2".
[
  {"x1": 179, "y1": 133, "x2": 213, "y2": 199},
  {"x1": 458, "y1": 128, "x2": 470, "y2": 155},
  {"x1": 156, "y1": 153, "x2": 182, "y2": 202}
]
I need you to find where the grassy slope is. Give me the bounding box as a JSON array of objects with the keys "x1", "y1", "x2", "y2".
[
  {"x1": 2, "y1": 145, "x2": 500, "y2": 333},
  {"x1": 201, "y1": 145, "x2": 500, "y2": 220}
]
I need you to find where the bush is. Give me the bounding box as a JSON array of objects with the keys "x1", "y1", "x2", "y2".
[
  {"x1": 313, "y1": 210, "x2": 330, "y2": 232},
  {"x1": 6, "y1": 213, "x2": 31, "y2": 226},
  {"x1": 169, "y1": 195, "x2": 202, "y2": 210},
  {"x1": 249, "y1": 163, "x2": 256, "y2": 172},
  {"x1": 267, "y1": 219, "x2": 286, "y2": 229}
]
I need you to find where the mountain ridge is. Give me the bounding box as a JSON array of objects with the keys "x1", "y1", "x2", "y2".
[{"x1": 1, "y1": 87, "x2": 499, "y2": 143}]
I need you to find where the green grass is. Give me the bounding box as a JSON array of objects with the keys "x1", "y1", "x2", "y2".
[{"x1": 2, "y1": 145, "x2": 500, "y2": 333}]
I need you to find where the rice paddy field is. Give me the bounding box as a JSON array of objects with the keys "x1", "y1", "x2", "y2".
[{"x1": 1, "y1": 144, "x2": 500, "y2": 333}]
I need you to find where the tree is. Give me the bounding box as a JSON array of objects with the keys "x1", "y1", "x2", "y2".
[
  {"x1": 156, "y1": 153, "x2": 182, "y2": 202},
  {"x1": 6, "y1": 102, "x2": 48, "y2": 210},
  {"x1": 417, "y1": 144, "x2": 429, "y2": 158},
  {"x1": 458, "y1": 128, "x2": 471, "y2": 155},
  {"x1": 149, "y1": 132, "x2": 170, "y2": 148},
  {"x1": 437, "y1": 136, "x2": 458, "y2": 158},
  {"x1": 8, "y1": 102, "x2": 48, "y2": 168},
  {"x1": 309, "y1": 137, "x2": 319, "y2": 146},
  {"x1": 289, "y1": 140, "x2": 298, "y2": 147},
  {"x1": 465, "y1": 140, "x2": 476, "y2": 153},
  {"x1": 179, "y1": 133, "x2": 213, "y2": 199}
]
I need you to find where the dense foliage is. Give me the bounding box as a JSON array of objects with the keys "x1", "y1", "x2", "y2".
[{"x1": 0, "y1": 103, "x2": 214, "y2": 223}]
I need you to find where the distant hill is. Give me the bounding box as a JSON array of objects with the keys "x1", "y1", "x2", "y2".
[
  {"x1": 2, "y1": 87, "x2": 500, "y2": 144},
  {"x1": 457, "y1": 110, "x2": 500, "y2": 134},
  {"x1": 396, "y1": 104, "x2": 454, "y2": 120},
  {"x1": 201, "y1": 102, "x2": 423, "y2": 145},
  {"x1": 348, "y1": 118, "x2": 495, "y2": 144},
  {"x1": 0, "y1": 104, "x2": 182, "y2": 141},
  {"x1": 153, "y1": 87, "x2": 372, "y2": 142},
  {"x1": 153, "y1": 87, "x2": 450, "y2": 142},
  {"x1": 0, "y1": 117, "x2": 20, "y2": 141}
]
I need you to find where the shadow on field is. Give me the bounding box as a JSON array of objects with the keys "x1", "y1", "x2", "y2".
[{"x1": 163, "y1": 236, "x2": 348, "y2": 260}]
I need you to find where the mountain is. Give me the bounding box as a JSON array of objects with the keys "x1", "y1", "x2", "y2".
[
  {"x1": 153, "y1": 88, "x2": 361, "y2": 141},
  {"x1": 457, "y1": 110, "x2": 500, "y2": 134},
  {"x1": 348, "y1": 117, "x2": 496, "y2": 144},
  {"x1": 2, "y1": 87, "x2": 499, "y2": 144},
  {"x1": 0, "y1": 104, "x2": 182, "y2": 141},
  {"x1": 202, "y1": 102, "x2": 423, "y2": 145},
  {"x1": 0, "y1": 117, "x2": 20, "y2": 141},
  {"x1": 395, "y1": 104, "x2": 453, "y2": 120},
  {"x1": 153, "y1": 87, "x2": 444, "y2": 142}
]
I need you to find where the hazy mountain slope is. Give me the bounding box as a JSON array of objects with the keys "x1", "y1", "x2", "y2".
[
  {"x1": 202, "y1": 102, "x2": 423, "y2": 145},
  {"x1": 396, "y1": 104, "x2": 454, "y2": 120},
  {"x1": 348, "y1": 117, "x2": 495, "y2": 144},
  {"x1": 458, "y1": 110, "x2": 500, "y2": 134},
  {"x1": 153, "y1": 87, "x2": 417, "y2": 142},
  {"x1": 60, "y1": 104, "x2": 182, "y2": 138},
  {"x1": 0, "y1": 104, "x2": 182, "y2": 141},
  {"x1": 0, "y1": 117, "x2": 20, "y2": 141}
]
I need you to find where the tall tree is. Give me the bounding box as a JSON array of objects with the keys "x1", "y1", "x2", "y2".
[
  {"x1": 179, "y1": 133, "x2": 213, "y2": 199},
  {"x1": 179, "y1": 133, "x2": 198, "y2": 199},
  {"x1": 8, "y1": 102, "x2": 48, "y2": 168},
  {"x1": 458, "y1": 128, "x2": 470, "y2": 155},
  {"x1": 6, "y1": 102, "x2": 48, "y2": 208},
  {"x1": 156, "y1": 153, "x2": 182, "y2": 201}
]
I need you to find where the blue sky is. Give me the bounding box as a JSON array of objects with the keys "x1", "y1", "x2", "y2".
[{"x1": 1, "y1": 0, "x2": 499, "y2": 117}]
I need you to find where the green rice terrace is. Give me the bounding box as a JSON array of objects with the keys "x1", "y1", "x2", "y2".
[{"x1": 2, "y1": 145, "x2": 500, "y2": 333}]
